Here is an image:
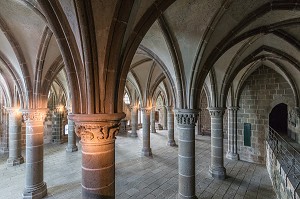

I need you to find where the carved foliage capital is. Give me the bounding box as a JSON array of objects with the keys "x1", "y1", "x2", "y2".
[
  {"x1": 208, "y1": 107, "x2": 225, "y2": 118},
  {"x1": 22, "y1": 109, "x2": 48, "y2": 123},
  {"x1": 141, "y1": 108, "x2": 151, "y2": 114},
  {"x1": 175, "y1": 112, "x2": 198, "y2": 126},
  {"x1": 75, "y1": 122, "x2": 120, "y2": 143}
]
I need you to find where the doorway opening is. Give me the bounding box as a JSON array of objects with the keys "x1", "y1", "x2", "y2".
[{"x1": 269, "y1": 103, "x2": 288, "y2": 135}]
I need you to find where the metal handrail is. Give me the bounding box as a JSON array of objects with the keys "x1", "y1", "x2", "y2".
[{"x1": 267, "y1": 127, "x2": 300, "y2": 197}]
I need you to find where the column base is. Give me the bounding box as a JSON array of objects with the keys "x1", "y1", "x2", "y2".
[
  {"x1": 23, "y1": 182, "x2": 47, "y2": 199},
  {"x1": 52, "y1": 139, "x2": 64, "y2": 144},
  {"x1": 226, "y1": 152, "x2": 239, "y2": 160},
  {"x1": 130, "y1": 132, "x2": 138, "y2": 137},
  {"x1": 209, "y1": 166, "x2": 226, "y2": 180},
  {"x1": 151, "y1": 130, "x2": 156, "y2": 133},
  {"x1": 142, "y1": 147, "x2": 152, "y2": 157},
  {"x1": 178, "y1": 193, "x2": 198, "y2": 199},
  {"x1": 82, "y1": 188, "x2": 114, "y2": 199},
  {"x1": 65, "y1": 145, "x2": 78, "y2": 152},
  {"x1": 7, "y1": 156, "x2": 24, "y2": 166},
  {"x1": 167, "y1": 140, "x2": 176, "y2": 146}
]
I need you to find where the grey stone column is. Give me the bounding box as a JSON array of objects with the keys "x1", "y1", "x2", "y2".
[
  {"x1": 52, "y1": 107, "x2": 64, "y2": 144},
  {"x1": 6, "y1": 107, "x2": 24, "y2": 166},
  {"x1": 141, "y1": 108, "x2": 152, "y2": 156},
  {"x1": 208, "y1": 107, "x2": 226, "y2": 180},
  {"x1": 163, "y1": 106, "x2": 168, "y2": 130},
  {"x1": 65, "y1": 118, "x2": 78, "y2": 152},
  {"x1": 130, "y1": 106, "x2": 138, "y2": 137},
  {"x1": 150, "y1": 107, "x2": 156, "y2": 133},
  {"x1": 197, "y1": 110, "x2": 202, "y2": 135},
  {"x1": 176, "y1": 109, "x2": 199, "y2": 199},
  {"x1": 166, "y1": 106, "x2": 176, "y2": 146},
  {"x1": 0, "y1": 109, "x2": 9, "y2": 153},
  {"x1": 70, "y1": 113, "x2": 125, "y2": 199},
  {"x1": 22, "y1": 109, "x2": 48, "y2": 199},
  {"x1": 226, "y1": 107, "x2": 239, "y2": 160}
]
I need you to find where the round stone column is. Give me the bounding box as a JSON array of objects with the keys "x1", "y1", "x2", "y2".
[
  {"x1": 70, "y1": 113, "x2": 125, "y2": 199},
  {"x1": 52, "y1": 106, "x2": 64, "y2": 144},
  {"x1": 150, "y1": 107, "x2": 156, "y2": 133},
  {"x1": 130, "y1": 106, "x2": 138, "y2": 137},
  {"x1": 65, "y1": 118, "x2": 78, "y2": 152},
  {"x1": 208, "y1": 107, "x2": 226, "y2": 180},
  {"x1": 197, "y1": 110, "x2": 202, "y2": 135},
  {"x1": 6, "y1": 107, "x2": 24, "y2": 166},
  {"x1": 226, "y1": 106, "x2": 239, "y2": 160},
  {"x1": 163, "y1": 106, "x2": 168, "y2": 130},
  {"x1": 166, "y1": 106, "x2": 176, "y2": 146},
  {"x1": 176, "y1": 109, "x2": 199, "y2": 199},
  {"x1": 141, "y1": 108, "x2": 152, "y2": 156},
  {"x1": 22, "y1": 109, "x2": 48, "y2": 199}
]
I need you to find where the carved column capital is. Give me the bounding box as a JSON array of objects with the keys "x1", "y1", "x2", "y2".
[
  {"x1": 69, "y1": 113, "x2": 125, "y2": 144},
  {"x1": 175, "y1": 109, "x2": 199, "y2": 126},
  {"x1": 141, "y1": 107, "x2": 151, "y2": 114},
  {"x1": 208, "y1": 107, "x2": 225, "y2": 118},
  {"x1": 21, "y1": 108, "x2": 48, "y2": 123},
  {"x1": 228, "y1": 106, "x2": 239, "y2": 112},
  {"x1": 5, "y1": 107, "x2": 21, "y2": 117},
  {"x1": 165, "y1": 106, "x2": 174, "y2": 112},
  {"x1": 295, "y1": 107, "x2": 300, "y2": 117}
]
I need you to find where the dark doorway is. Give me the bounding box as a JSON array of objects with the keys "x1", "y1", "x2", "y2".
[{"x1": 269, "y1": 103, "x2": 288, "y2": 134}]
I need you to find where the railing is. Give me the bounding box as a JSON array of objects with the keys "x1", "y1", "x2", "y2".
[{"x1": 267, "y1": 127, "x2": 300, "y2": 197}]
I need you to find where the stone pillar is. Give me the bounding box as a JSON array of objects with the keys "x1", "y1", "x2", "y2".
[
  {"x1": 208, "y1": 107, "x2": 226, "y2": 180},
  {"x1": 130, "y1": 106, "x2": 138, "y2": 137},
  {"x1": 70, "y1": 113, "x2": 125, "y2": 199},
  {"x1": 6, "y1": 107, "x2": 24, "y2": 166},
  {"x1": 166, "y1": 106, "x2": 176, "y2": 146},
  {"x1": 65, "y1": 119, "x2": 78, "y2": 152},
  {"x1": 197, "y1": 110, "x2": 202, "y2": 135},
  {"x1": 226, "y1": 106, "x2": 239, "y2": 160},
  {"x1": 141, "y1": 108, "x2": 152, "y2": 156},
  {"x1": 52, "y1": 106, "x2": 64, "y2": 143},
  {"x1": 176, "y1": 109, "x2": 198, "y2": 199},
  {"x1": 150, "y1": 107, "x2": 156, "y2": 133},
  {"x1": 22, "y1": 109, "x2": 47, "y2": 199},
  {"x1": 0, "y1": 109, "x2": 9, "y2": 153},
  {"x1": 163, "y1": 106, "x2": 168, "y2": 130}
]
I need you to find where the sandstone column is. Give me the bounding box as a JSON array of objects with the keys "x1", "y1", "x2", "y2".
[
  {"x1": 176, "y1": 109, "x2": 198, "y2": 199},
  {"x1": 65, "y1": 118, "x2": 78, "y2": 152},
  {"x1": 22, "y1": 109, "x2": 47, "y2": 199},
  {"x1": 163, "y1": 106, "x2": 168, "y2": 130},
  {"x1": 150, "y1": 107, "x2": 156, "y2": 133},
  {"x1": 141, "y1": 108, "x2": 152, "y2": 156},
  {"x1": 166, "y1": 106, "x2": 176, "y2": 146},
  {"x1": 130, "y1": 106, "x2": 138, "y2": 137},
  {"x1": 6, "y1": 107, "x2": 24, "y2": 166},
  {"x1": 209, "y1": 107, "x2": 226, "y2": 180},
  {"x1": 226, "y1": 106, "x2": 239, "y2": 160},
  {"x1": 70, "y1": 113, "x2": 125, "y2": 199}
]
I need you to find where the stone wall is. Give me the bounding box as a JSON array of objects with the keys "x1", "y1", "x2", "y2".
[
  {"x1": 266, "y1": 143, "x2": 298, "y2": 199},
  {"x1": 237, "y1": 66, "x2": 294, "y2": 164}
]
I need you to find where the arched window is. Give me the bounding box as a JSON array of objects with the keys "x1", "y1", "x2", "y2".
[{"x1": 123, "y1": 93, "x2": 130, "y2": 104}]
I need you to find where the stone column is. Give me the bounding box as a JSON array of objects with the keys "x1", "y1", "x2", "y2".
[
  {"x1": 226, "y1": 106, "x2": 239, "y2": 160},
  {"x1": 52, "y1": 106, "x2": 64, "y2": 143},
  {"x1": 65, "y1": 118, "x2": 78, "y2": 152},
  {"x1": 6, "y1": 107, "x2": 24, "y2": 166},
  {"x1": 22, "y1": 109, "x2": 48, "y2": 199},
  {"x1": 166, "y1": 106, "x2": 176, "y2": 146},
  {"x1": 163, "y1": 106, "x2": 168, "y2": 130},
  {"x1": 130, "y1": 106, "x2": 138, "y2": 137},
  {"x1": 0, "y1": 109, "x2": 9, "y2": 153},
  {"x1": 70, "y1": 113, "x2": 125, "y2": 199},
  {"x1": 150, "y1": 107, "x2": 156, "y2": 133},
  {"x1": 208, "y1": 107, "x2": 226, "y2": 180},
  {"x1": 197, "y1": 110, "x2": 202, "y2": 135},
  {"x1": 141, "y1": 108, "x2": 152, "y2": 156},
  {"x1": 176, "y1": 109, "x2": 198, "y2": 199}
]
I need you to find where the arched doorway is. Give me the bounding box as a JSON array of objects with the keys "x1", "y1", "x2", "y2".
[{"x1": 269, "y1": 103, "x2": 288, "y2": 135}]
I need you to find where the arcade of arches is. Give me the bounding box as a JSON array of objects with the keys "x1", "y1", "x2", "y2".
[{"x1": 0, "y1": 0, "x2": 300, "y2": 199}]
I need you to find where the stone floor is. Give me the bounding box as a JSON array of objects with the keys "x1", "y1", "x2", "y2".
[{"x1": 0, "y1": 129, "x2": 276, "y2": 199}]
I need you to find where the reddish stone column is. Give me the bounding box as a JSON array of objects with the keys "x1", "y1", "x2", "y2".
[
  {"x1": 70, "y1": 113, "x2": 125, "y2": 199},
  {"x1": 22, "y1": 109, "x2": 48, "y2": 199}
]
